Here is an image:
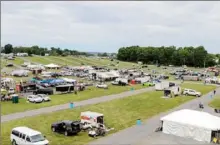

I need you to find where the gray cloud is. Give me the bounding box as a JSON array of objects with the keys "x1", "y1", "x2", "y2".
[{"x1": 1, "y1": 1, "x2": 220, "y2": 53}]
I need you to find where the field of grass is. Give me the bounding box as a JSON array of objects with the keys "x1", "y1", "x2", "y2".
[
  {"x1": 209, "y1": 97, "x2": 220, "y2": 109},
  {"x1": 1, "y1": 84, "x2": 146, "y2": 115},
  {"x1": 1, "y1": 83, "x2": 216, "y2": 145},
  {"x1": 25, "y1": 56, "x2": 52, "y2": 64}
]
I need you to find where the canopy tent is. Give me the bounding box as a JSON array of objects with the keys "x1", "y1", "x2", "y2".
[
  {"x1": 1, "y1": 78, "x2": 14, "y2": 83},
  {"x1": 27, "y1": 64, "x2": 45, "y2": 70},
  {"x1": 11, "y1": 70, "x2": 29, "y2": 76},
  {"x1": 161, "y1": 109, "x2": 220, "y2": 142},
  {"x1": 62, "y1": 78, "x2": 76, "y2": 83},
  {"x1": 44, "y1": 63, "x2": 60, "y2": 69}
]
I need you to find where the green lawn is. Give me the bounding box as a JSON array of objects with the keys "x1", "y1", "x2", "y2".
[
  {"x1": 1, "y1": 83, "x2": 216, "y2": 145},
  {"x1": 25, "y1": 56, "x2": 52, "y2": 64},
  {"x1": 10, "y1": 58, "x2": 24, "y2": 65},
  {"x1": 209, "y1": 97, "x2": 220, "y2": 109},
  {"x1": 1, "y1": 84, "x2": 146, "y2": 115}
]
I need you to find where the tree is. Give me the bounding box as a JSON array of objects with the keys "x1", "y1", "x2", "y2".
[
  {"x1": 4, "y1": 44, "x2": 13, "y2": 54},
  {"x1": 117, "y1": 45, "x2": 213, "y2": 67}
]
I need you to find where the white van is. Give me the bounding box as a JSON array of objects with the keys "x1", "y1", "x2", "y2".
[{"x1": 10, "y1": 126, "x2": 49, "y2": 145}]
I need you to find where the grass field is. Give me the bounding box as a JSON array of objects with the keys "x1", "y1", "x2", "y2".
[
  {"x1": 1, "y1": 83, "x2": 216, "y2": 145},
  {"x1": 209, "y1": 96, "x2": 220, "y2": 109},
  {"x1": 1, "y1": 84, "x2": 146, "y2": 115},
  {"x1": 16, "y1": 55, "x2": 139, "y2": 69}
]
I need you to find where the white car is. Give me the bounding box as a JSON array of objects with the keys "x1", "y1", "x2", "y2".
[
  {"x1": 96, "y1": 84, "x2": 108, "y2": 89},
  {"x1": 37, "y1": 94, "x2": 51, "y2": 102},
  {"x1": 183, "y1": 89, "x2": 201, "y2": 97},
  {"x1": 27, "y1": 95, "x2": 43, "y2": 103},
  {"x1": 11, "y1": 126, "x2": 49, "y2": 145},
  {"x1": 8, "y1": 88, "x2": 15, "y2": 94}
]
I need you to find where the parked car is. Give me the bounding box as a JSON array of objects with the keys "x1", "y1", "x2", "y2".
[
  {"x1": 27, "y1": 95, "x2": 43, "y2": 103},
  {"x1": 10, "y1": 126, "x2": 49, "y2": 145},
  {"x1": 51, "y1": 120, "x2": 81, "y2": 136},
  {"x1": 183, "y1": 89, "x2": 201, "y2": 97},
  {"x1": 8, "y1": 88, "x2": 15, "y2": 94},
  {"x1": 95, "y1": 83, "x2": 108, "y2": 89},
  {"x1": 142, "y1": 82, "x2": 155, "y2": 86},
  {"x1": 6, "y1": 63, "x2": 14, "y2": 67},
  {"x1": 37, "y1": 94, "x2": 51, "y2": 102}
]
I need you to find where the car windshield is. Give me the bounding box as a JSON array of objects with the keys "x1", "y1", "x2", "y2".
[{"x1": 30, "y1": 134, "x2": 45, "y2": 142}]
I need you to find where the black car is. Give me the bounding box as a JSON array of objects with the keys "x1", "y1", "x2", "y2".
[{"x1": 51, "y1": 120, "x2": 81, "y2": 136}]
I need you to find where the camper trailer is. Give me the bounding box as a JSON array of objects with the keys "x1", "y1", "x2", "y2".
[
  {"x1": 80, "y1": 111, "x2": 104, "y2": 127},
  {"x1": 164, "y1": 86, "x2": 182, "y2": 97},
  {"x1": 183, "y1": 76, "x2": 200, "y2": 81},
  {"x1": 155, "y1": 82, "x2": 174, "y2": 91}
]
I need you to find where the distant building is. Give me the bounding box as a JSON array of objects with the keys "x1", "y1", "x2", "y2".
[{"x1": 17, "y1": 53, "x2": 28, "y2": 57}]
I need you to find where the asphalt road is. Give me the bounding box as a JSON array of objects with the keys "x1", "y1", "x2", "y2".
[
  {"x1": 1, "y1": 86, "x2": 155, "y2": 123},
  {"x1": 88, "y1": 87, "x2": 220, "y2": 145}
]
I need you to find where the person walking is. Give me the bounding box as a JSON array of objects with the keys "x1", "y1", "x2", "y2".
[{"x1": 214, "y1": 90, "x2": 216, "y2": 95}]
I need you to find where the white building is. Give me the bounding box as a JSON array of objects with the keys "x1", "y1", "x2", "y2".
[{"x1": 17, "y1": 53, "x2": 28, "y2": 57}]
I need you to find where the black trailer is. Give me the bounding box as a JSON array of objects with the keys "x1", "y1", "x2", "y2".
[{"x1": 56, "y1": 84, "x2": 74, "y2": 93}]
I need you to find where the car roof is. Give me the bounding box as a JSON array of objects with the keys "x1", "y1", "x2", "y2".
[
  {"x1": 62, "y1": 120, "x2": 74, "y2": 123},
  {"x1": 12, "y1": 126, "x2": 41, "y2": 136}
]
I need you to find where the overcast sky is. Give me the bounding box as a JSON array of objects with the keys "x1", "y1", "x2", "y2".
[{"x1": 1, "y1": 1, "x2": 220, "y2": 53}]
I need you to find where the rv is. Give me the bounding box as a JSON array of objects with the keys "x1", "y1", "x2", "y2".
[
  {"x1": 183, "y1": 76, "x2": 200, "y2": 81},
  {"x1": 155, "y1": 82, "x2": 174, "y2": 91}
]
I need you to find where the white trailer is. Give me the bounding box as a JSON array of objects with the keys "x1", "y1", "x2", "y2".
[
  {"x1": 164, "y1": 86, "x2": 182, "y2": 97},
  {"x1": 135, "y1": 77, "x2": 150, "y2": 83},
  {"x1": 115, "y1": 78, "x2": 128, "y2": 84},
  {"x1": 155, "y1": 81, "x2": 170, "y2": 91},
  {"x1": 80, "y1": 111, "x2": 104, "y2": 127}
]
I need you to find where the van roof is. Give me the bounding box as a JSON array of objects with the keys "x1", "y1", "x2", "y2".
[{"x1": 12, "y1": 126, "x2": 41, "y2": 136}]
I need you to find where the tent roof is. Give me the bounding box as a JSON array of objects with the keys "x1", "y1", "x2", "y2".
[
  {"x1": 161, "y1": 109, "x2": 220, "y2": 130},
  {"x1": 44, "y1": 63, "x2": 60, "y2": 68}
]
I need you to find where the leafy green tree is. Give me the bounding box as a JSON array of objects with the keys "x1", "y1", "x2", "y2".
[{"x1": 4, "y1": 44, "x2": 13, "y2": 54}]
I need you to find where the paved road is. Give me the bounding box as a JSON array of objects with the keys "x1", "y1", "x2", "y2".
[
  {"x1": 88, "y1": 87, "x2": 220, "y2": 145},
  {"x1": 1, "y1": 86, "x2": 155, "y2": 123}
]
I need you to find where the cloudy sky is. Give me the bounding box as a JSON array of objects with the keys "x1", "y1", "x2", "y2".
[{"x1": 1, "y1": 1, "x2": 220, "y2": 53}]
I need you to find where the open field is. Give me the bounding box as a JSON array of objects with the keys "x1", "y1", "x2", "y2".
[
  {"x1": 1, "y1": 84, "x2": 146, "y2": 115},
  {"x1": 1, "y1": 83, "x2": 216, "y2": 145}
]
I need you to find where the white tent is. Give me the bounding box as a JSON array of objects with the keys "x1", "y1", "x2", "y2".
[
  {"x1": 11, "y1": 70, "x2": 29, "y2": 77},
  {"x1": 44, "y1": 63, "x2": 60, "y2": 69},
  {"x1": 161, "y1": 109, "x2": 220, "y2": 142},
  {"x1": 62, "y1": 78, "x2": 76, "y2": 83},
  {"x1": 27, "y1": 64, "x2": 45, "y2": 70}
]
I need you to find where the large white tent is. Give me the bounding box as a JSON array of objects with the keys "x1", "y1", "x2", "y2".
[
  {"x1": 44, "y1": 63, "x2": 60, "y2": 69},
  {"x1": 161, "y1": 109, "x2": 220, "y2": 142}
]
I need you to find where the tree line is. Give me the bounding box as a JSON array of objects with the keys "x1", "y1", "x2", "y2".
[
  {"x1": 1, "y1": 44, "x2": 90, "y2": 56},
  {"x1": 117, "y1": 46, "x2": 219, "y2": 67}
]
